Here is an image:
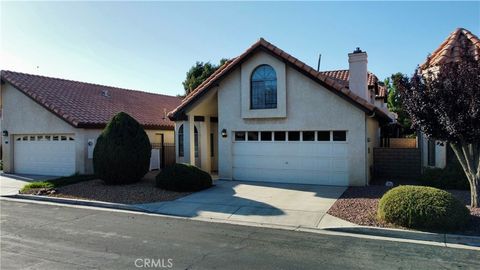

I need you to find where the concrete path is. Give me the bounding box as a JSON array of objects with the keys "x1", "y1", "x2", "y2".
[
  {"x1": 135, "y1": 180, "x2": 346, "y2": 228},
  {"x1": 0, "y1": 173, "x2": 53, "y2": 196}
]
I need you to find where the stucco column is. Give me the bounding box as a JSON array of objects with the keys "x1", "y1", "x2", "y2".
[
  {"x1": 200, "y1": 117, "x2": 211, "y2": 173},
  {"x1": 188, "y1": 115, "x2": 196, "y2": 165}
]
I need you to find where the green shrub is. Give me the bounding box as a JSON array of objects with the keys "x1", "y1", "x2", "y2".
[
  {"x1": 156, "y1": 163, "x2": 212, "y2": 192},
  {"x1": 93, "y1": 112, "x2": 151, "y2": 185},
  {"x1": 20, "y1": 174, "x2": 96, "y2": 193},
  {"x1": 419, "y1": 160, "x2": 469, "y2": 190},
  {"x1": 377, "y1": 185, "x2": 469, "y2": 231}
]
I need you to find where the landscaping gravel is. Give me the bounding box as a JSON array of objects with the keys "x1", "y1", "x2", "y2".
[
  {"x1": 24, "y1": 172, "x2": 192, "y2": 204},
  {"x1": 327, "y1": 186, "x2": 480, "y2": 236}
]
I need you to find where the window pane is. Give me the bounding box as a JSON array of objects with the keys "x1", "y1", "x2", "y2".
[
  {"x1": 178, "y1": 134, "x2": 184, "y2": 157},
  {"x1": 247, "y1": 132, "x2": 259, "y2": 141},
  {"x1": 178, "y1": 125, "x2": 184, "y2": 157},
  {"x1": 332, "y1": 131, "x2": 347, "y2": 141},
  {"x1": 274, "y1": 131, "x2": 286, "y2": 141},
  {"x1": 261, "y1": 131, "x2": 272, "y2": 141},
  {"x1": 288, "y1": 131, "x2": 300, "y2": 141},
  {"x1": 235, "y1": 132, "x2": 246, "y2": 141},
  {"x1": 303, "y1": 131, "x2": 315, "y2": 141},
  {"x1": 317, "y1": 131, "x2": 330, "y2": 141},
  {"x1": 251, "y1": 65, "x2": 277, "y2": 109}
]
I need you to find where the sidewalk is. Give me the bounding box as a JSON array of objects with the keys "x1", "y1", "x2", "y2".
[{"x1": 0, "y1": 173, "x2": 53, "y2": 196}]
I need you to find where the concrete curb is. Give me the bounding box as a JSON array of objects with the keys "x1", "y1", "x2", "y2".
[
  {"x1": 324, "y1": 226, "x2": 480, "y2": 249},
  {"x1": 4, "y1": 194, "x2": 146, "y2": 213}
]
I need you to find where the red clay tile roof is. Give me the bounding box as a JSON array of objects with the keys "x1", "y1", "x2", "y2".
[
  {"x1": 320, "y1": 69, "x2": 387, "y2": 99},
  {"x1": 1, "y1": 70, "x2": 181, "y2": 130},
  {"x1": 376, "y1": 84, "x2": 388, "y2": 99},
  {"x1": 421, "y1": 28, "x2": 480, "y2": 69},
  {"x1": 169, "y1": 38, "x2": 391, "y2": 122},
  {"x1": 320, "y1": 70, "x2": 379, "y2": 87}
]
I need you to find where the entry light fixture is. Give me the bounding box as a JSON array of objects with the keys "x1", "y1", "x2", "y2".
[
  {"x1": 2, "y1": 130, "x2": 8, "y2": 137},
  {"x1": 221, "y1": 129, "x2": 227, "y2": 138}
]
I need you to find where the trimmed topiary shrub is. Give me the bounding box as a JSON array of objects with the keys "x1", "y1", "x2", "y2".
[
  {"x1": 93, "y1": 112, "x2": 151, "y2": 185},
  {"x1": 377, "y1": 185, "x2": 469, "y2": 231},
  {"x1": 156, "y1": 163, "x2": 212, "y2": 192}
]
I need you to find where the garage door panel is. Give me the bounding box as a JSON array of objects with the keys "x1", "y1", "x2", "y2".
[
  {"x1": 14, "y1": 135, "x2": 76, "y2": 176},
  {"x1": 233, "y1": 143, "x2": 337, "y2": 158},
  {"x1": 233, "y1": 168, "x2": 349, "y2": 186},
  {"x1": 232, "y1": 140, "x2": 349, "y2": 186}
]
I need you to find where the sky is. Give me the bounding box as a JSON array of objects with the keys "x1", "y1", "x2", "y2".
[{"x1": 1, "y1": 1, "x2": 479, "y2": 96}]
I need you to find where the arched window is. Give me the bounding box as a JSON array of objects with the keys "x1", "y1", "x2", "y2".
[
  {"x1": 178, "y1": 124, "x2": 184, "y2": 157},
  {"x1": 251, "y1": 65, "x2": 277, "y2": 109}
]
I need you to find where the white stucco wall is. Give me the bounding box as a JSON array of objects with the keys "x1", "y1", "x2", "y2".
[
  {"x1": 1, "y1": 82, "x2": 174, "y2": 175},
  {"x1": 420, "y1": 134, "x2": 447, "y2": 169},
  {"x1": 216, "y1": 56, "x2": 369, "y2": 186}
]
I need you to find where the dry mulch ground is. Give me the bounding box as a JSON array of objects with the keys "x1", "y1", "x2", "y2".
[
  {"x1": 22, "y1": 172, "x2": 192, "y2": 205},
  {"x1": 327, "y1": 186, "x2": 480, "y2": 236}
]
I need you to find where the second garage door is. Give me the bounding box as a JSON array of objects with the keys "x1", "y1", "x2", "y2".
[
  {"x1": 14, "y1": 134, "x2": 76, "y2": 176},
  {"x1": 232, "y1": 131, "x2": 349, "y2": 185}
]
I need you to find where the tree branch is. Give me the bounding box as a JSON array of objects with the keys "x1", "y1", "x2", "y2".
[
  {"x1": 451, "y1": 144, "x2": 470, "y2": 176},
  {"x1": 461, "y1": 143, "x2": 474, "y2": 174}
]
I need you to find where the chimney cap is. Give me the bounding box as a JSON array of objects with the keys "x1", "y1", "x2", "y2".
[{"x1": 353, "y1": 47, "x2": 363, "y2": 54}]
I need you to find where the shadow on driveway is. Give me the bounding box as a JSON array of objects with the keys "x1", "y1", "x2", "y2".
[{"x1": 135, "y1": 180, "x2": 346, "y2": 227}]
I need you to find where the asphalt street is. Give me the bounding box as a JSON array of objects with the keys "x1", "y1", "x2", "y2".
[{"x1": 0, "y1": 200, "x2": 478, "y2": 270}]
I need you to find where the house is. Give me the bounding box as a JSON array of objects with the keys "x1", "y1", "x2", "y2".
[
  {"x1": 168, "y1": 38, "x2": 392, "y2": 186},
  {"x1": 0, "y1": 71, "x2": 181, "y2": 176},
  {"x1": 418, "y1": 28, "x2": 480, "y2": 169}
]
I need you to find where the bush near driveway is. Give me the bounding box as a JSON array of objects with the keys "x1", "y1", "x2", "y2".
[
  {"x1": 93, "y1": 112, "x2": 151, "y2": 185},
  {"x1": 377, "y1": 185, "x2": 469, "y2": 231},
  {"x1": 20, "y1": 174, "x2": 96, "y2": 193},
  {"x1": 156, "y1": 163, "x2": 212, "y2": 192}
]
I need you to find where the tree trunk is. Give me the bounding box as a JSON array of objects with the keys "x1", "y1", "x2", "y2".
[
  {"x1": 450, "y1": 143, "x2": 480, "y2": 208},
  {"x1": 471, "y1": 175, "x2": 479, "y2": 208}
]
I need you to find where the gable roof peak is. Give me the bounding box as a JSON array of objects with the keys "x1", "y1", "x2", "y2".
[
  {"x1": 169, "y1": 39, "x2": 391, "y2": 123},
  {"x1": 420, "y1": 27, "x2": 480, "y2": 69}
]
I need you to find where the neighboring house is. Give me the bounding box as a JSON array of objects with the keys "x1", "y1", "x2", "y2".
[
  {"x1": 169, "y1": 38, "x2": 392, "y2": 186},
  {"x1": 417, "y1": 28, "x2": 480, "y2": 169},
  {"x1": 0, "y1": 71, "x2": 181, "y2": 176},
  {"x1": 319, "y1": 69, "x2": 389, "y2": 110}
]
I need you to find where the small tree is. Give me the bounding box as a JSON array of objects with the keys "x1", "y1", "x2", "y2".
[
  {"x1": 93, "y1": 112, "x2": 151, "y2": 185},
  {"x1": 385, "y1": 73, "x2": 413, "y2": 135},
  {"x1": 182, "y1": 59, "x2": 228, "y2": 96},
  {"x1": 396, "y1": 50, "x2": 480, "y2": 207}
]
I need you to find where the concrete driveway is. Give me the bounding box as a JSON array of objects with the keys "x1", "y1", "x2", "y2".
[
  {"x1": 0, "y1": 173, "x2": 54, "y2": 196},
  {"x1": 135, "y1": 180, "x2": 346, "y2": 228}
]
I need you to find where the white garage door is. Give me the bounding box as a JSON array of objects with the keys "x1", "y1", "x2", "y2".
[
  {"x1": 14, "y1": 134, "x2": 76, "y2": 176},
  {"x1": 232, "y1": 131, "x2": 349, "y2": 185}
]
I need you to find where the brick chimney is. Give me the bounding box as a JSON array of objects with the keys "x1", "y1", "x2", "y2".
[{"x1": 348, "y1": 47, "x2": 369, "y2": 102}]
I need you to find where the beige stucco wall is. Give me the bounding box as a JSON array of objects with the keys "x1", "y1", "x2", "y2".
[
  {"x1": 216, "y1": 55, "x2": 370, "y2": 186},
  {"x1": 1, "y1": 82, "x2": 174, "y2": 175}
]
